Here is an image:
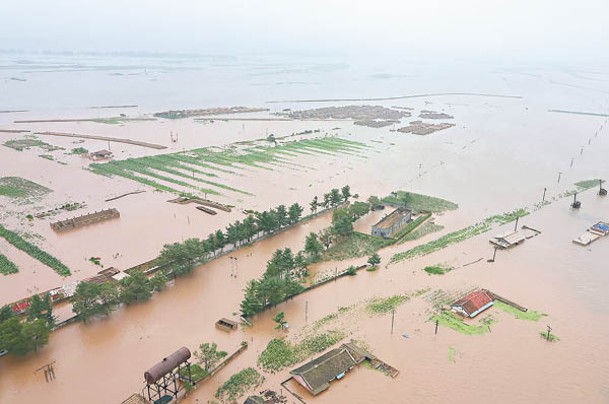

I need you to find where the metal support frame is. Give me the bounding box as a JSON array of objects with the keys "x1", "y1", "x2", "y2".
[{"x1": 145, "y1": 361, "x2": 194, "y2": 403}]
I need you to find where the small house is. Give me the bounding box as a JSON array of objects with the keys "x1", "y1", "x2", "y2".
[
  {"x1": 451, "y1": 289, "x2": 495, "y2": 318},
  {"x1": 290, "y1": 344, "x2": 366, "y2": 396},
  {"x1": 371, "y1": 207, "x2": 412, "y2": 238},
  {"x1": 89, "y1": 149, "x2": 113, "y2": 160}
]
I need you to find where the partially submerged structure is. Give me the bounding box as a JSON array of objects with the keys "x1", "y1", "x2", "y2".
[
  {"x1": 89, "y1": 149, "x2": 113, "y2": 160},
  {"x1": 573, "y1": 221, "x2": 609, "y2": 246},
  {"x1": 371, "y1": 207, "x2": 412, "y2": 238},
  {"x1": 215, "y1": 318, "x2": 238, "y2": 331},
  {"x1": 144, "y1": 347, "x2": 195, "y2": 403},
  {"x1": 50, "y1": 208, "x2": 120, "y2": 232},
  {"x1": 451, "y1": 289, "x2": 495, "y2": 318},
  {"x1": 489, "y1": 230, "x2": 527, "y2": 249},
  {"x1": 290, "y1": 343, "x2": 366, "y2": 396}
]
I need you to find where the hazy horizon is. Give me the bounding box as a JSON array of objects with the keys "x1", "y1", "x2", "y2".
[{"x1": 1, "y1": 0, "x2": 608, "y2": 67}]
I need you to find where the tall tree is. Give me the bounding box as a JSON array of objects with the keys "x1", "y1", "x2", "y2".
[
  {"x1": 215, "y1": 230, "x2": 226, "y2": 252},
  {"x1": 332, "y1": 208, "x2": 354, "y2": 237},
  {"x1": 194, "y1": 342, "x2": 228, "y2": 372},
  {"x1": 0, "y1": 305, "x2": 14, "y2": 323},
  {"x1": 341, "y1": 185, "x2": 351, "y2": 201},
  {"x1": 288, "y1": 203, "x2": 304, "y2": 224},
  {"x1": 319, "y1": 228, "x2": 335, "y2": 250},
  {"x1": 26, "y1": 294, "x2": 54, "y2": 327},
  {"x1": 275, "y1": 205, "x2": 288, "y2": 228},
  {"x1": 330, "y1": 188, "x2": 342, "y2": 207},
  {"x1": 72, "y1": 282, "x2": 119, "y2": 322},
  {"x1": 0, "y1": 318, "x2": 50, "y2": 356},
  {"x1": 310, "y1": 196, "x2": 319, "y2": 214},
  {"x1": 119, "y1": 271, "x2": 153, "y2": 305},
  {"x1": 304, "y1": 232, "x2": 323, "y2": 259}
]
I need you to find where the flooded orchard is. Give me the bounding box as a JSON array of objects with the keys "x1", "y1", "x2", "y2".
[{"x1": 1, "y1": 53, "x2": 609, "y2": 404}]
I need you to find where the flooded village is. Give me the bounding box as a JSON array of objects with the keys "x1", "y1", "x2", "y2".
[{"x1": 1, "y1": 48, "x2": 609, "y2": 404}]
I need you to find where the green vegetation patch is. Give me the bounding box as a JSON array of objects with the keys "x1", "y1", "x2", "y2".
[
  {"x1": 3, "y1": 138, "x2": 63, "y2": 152},
  {"x1": 391, "y1": 208, "x2": 529, "y2": 263},
  {"x1": 320, "y1": 231, "x2": 392, "y2": 262},
  {"x1": 0, "y1": 177, "x2": 51, "y2": 199},
  {"x1": 539, "y1": 331, "x2": 560, "y2": 342},
  {"x1": 70, "y1": 147, "x2": 88, "y2": 155},
  {"x1": 431, "y1": 311, "x2": 496, "y2": 336},
  {"x1": 574, "y1": 179, "x2": 602, "y2": 190},
  {"x1": 0, "y1": 224, "x2": 70, "y2": 276},
  {"x1": 366, "y1": 294, "x2": 410, "y2": 314},
  {"x1": 397, "y1": 220, "x2": 444, "y2": 243},
  {"x1": 494, "y1": 300, "x2": 545, "y2": 321},
  {"x1": 0, "y1": 254, "x2": 19, "y2": 275},
  {"x1": 382, "y1": 191, "x2": 458, "y2": 213},
  {"x1": 257, "y1": 330, "x2": 345, "y2": 373},
  {"x1": 215, "y1": 367, "x2": 262, "y2": 402},
  {"x1": 448, "y1": 346, "x2": 457, "y2": 363},
  {"x1": 423, "y1": 265, "x2": 450, "y2": 275}
]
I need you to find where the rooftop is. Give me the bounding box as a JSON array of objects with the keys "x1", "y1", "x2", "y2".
[
  {"x1": 373, "y1": 207, "x2": 411, "y2": 230},
  {"x1": 452, "y1": 289, "x2": 494, "y2": 317}
]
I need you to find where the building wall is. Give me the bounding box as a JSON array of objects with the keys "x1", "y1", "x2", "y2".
[{"x1": 371, "y1": 211, "x2": 412, "y2": 238}]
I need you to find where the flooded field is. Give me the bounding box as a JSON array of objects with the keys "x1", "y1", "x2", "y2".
[{"x1": 1, "y1": 53, "x2": 609, "y2": 404}]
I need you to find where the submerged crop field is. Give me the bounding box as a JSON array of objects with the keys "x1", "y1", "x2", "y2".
[
  {"x1": 0, "y1": 224, "x2": 71, "y2": 276},
  {"x1": 89, "y1": 136, "x2": 368, "y2": 197}
]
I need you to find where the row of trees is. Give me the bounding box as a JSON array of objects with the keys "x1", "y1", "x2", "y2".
[
  {"x1": 156, "y1": 203, "x2": 306, "y2": 278},
  {"x1": 239, "y1": 201, "x2": 373, "y2": 319},
  {"x1": 240, "y1": 248, "x2": 306, "y2": 318},
  {"x1": 0, "y1": 294, "x2": 54, "y2": 356},
  {"x1": 309, "y1": 185, "x2": 352, "y2": 214},
  {"x1": 72, "y1": 271, "x2": 167, "y2": 323}
]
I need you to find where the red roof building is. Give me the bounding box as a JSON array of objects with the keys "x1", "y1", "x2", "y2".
[{"x1": 451, "y1": 289, "x2": 495, "y2": 318}]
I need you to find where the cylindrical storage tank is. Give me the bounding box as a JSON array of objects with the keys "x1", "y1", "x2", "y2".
[{"x1": 144, "y1": 347, "x2": 191, "y2": 385}]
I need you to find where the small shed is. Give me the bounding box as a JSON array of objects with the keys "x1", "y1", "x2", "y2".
[
  {"x1": 371, "y1": 207, "x2": 412, "y2": 238},
  {"x1": 451, "y1": 289, "x2": 495, "y2": 318},
  {"x1": 590, "y1": 221, "x2": 609, "y2": 236},
  {"x1": 215, "y1": 318, "x2": 238, "y2": 331},
  {"x1": 90, "y1": 149, "x2": 113, "y2": 160},
  {"x1": 489, "y1": 230, "x2": 526, "y2": 249}
]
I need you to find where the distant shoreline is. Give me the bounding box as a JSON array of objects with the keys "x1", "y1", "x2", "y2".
[
  {"x1": 548, "y1": 109, "x2": 609, "y2": 117},
  {"x1": 267, "y1": 92, "x2": 523, "y2": 104}
]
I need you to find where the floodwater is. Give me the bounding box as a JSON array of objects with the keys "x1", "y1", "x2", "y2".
[{"x1": 1, "y1": 53, "x2": 609, "y2": 403}]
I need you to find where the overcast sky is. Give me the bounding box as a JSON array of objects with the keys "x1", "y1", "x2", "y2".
[{"x1": 1, "y1": 0, "x2": 607, "y2": 65}]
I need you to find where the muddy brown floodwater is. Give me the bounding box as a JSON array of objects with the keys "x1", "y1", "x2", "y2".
[{"x1": 1, "y1": 80, "x2": 609, "y2": 403}]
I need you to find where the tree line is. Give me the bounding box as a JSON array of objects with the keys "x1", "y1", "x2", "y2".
[
  {"x1": 240, "y1": 197, "x2": 372, "y2": 319},
  {"x1": 0, "y1": 294, "x2": 54, "y2": 356},
  {"x1": 68, "y1": 187, "x2": 353, "y2": 325}
]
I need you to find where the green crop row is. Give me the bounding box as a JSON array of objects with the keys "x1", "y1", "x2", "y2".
[
  {"x1": 0, "y1": 254, "x2": 19, "y2": 275},
  {"x1": 0, "y1": 224, "x2": 70, "y2": 276}
]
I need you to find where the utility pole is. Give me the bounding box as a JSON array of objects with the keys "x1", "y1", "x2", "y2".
[
  {"x1": 542, "y1": 187, "x2": 547, "y2": 203},
  {"x1": 435, "y1": 319, "x2": 439, "y2": 335},
  {"x1": 570, "y1": 157, "x2": 574, "y2": 168},
  {"x1": 391, "y1": 309, "x2": 395, "y2": 335},
  {"x1": 514, "y1": 217, "x2": 519, "y2": 232},
  {"x1": 557, "y1": 172, "x2": 562, "y2": 184},
  {"x1": 546, "y1": 325, "x2": 552, "y2": 341},
  {"x1": 487, "y1": 247, "x2": 498, "y2": 263}
]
